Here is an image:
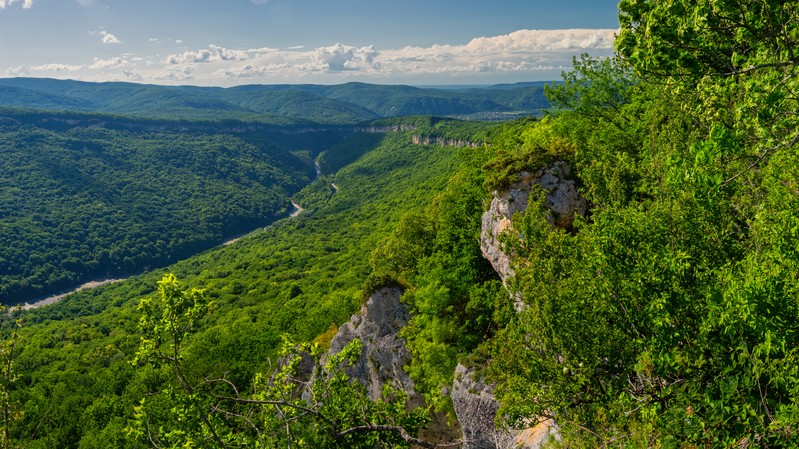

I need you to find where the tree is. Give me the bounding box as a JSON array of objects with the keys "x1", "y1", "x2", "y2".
[
  {"x1": 0, "y1": 307, "x2": 22, "y2": 449},
  {"x1": 129, "y1": 274, "x2": 434, "y2": 448}
]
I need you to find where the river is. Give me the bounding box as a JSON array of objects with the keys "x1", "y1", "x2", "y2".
[{"x1": 21, "y1": 201, "x2": 307, "y2": 310}]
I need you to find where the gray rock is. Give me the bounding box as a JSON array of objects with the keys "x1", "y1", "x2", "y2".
[
  {"x1": 324, "y1": 286, "x2": 461, "y2": 444},
  {"x1": 473, "y1": 162, "x2": 577, "y2": 447},
  {"x1": 480, "y1": 161, "x2": 587, "y2": 309},
  {"x1": 452, "y1": 363, "x2": 516, "y2": 449},
  {"x1": 452, "y1": 363, "x2": 559, "y2": 449},
  {"x1": 326, "y1": 286, "x2": 416, "y2": 402}
]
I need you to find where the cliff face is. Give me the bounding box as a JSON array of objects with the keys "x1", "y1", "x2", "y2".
[
  {"x1": 325, "y1": 286, "x2": 416, "y2": 403},
  {"x1": 459, "y1": 162, "x2": 584, "y2": 447},
  {"x1": 411, "y1": 134, "x2": 481, "y2": 148},
  {"x1": 452, "y1": 364, "x2": 559, "y2": 449},
  {"x1": 323, "y1": 286, "x2": 461, "y2": 445},
  {"x1": 480, "y1": 161, "x2": 587, "y2": 305},
  {"x1": 318, "y1": 163, "x2": 584, "y2": 447}
]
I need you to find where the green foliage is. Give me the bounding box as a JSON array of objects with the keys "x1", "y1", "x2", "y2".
[
  {"x1": 316, "y1": 133, "x2": 385, "y2": 175},
  {"x1": 0, "y1": 79, "x2": 549, "y2": 123},
  {"x1": 482, "y1": 116, "x2": 574, "y2": 191},
  {"x1": 129, "y1": 274, "x2": 432, "y2": 448},
  {"x1": 0, "y1": 307, "x2": 22, "y2": 449},
  {"x1": 4, "y1": 129, "x2": 471, "y2": 448},
  {"x1": 0, "y1": 110, "x2": 309, "y2": 304},
  {"x1": 371, "y1": 146, "x2": 512, "y2": 409},
  {"x1": 475, "y1": 12, "x2": 799, "y2": 447}
]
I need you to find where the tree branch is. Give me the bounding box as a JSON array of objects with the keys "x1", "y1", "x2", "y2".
[{"x1": 335, "y1": 424, "x2": 437, "y2": 449}]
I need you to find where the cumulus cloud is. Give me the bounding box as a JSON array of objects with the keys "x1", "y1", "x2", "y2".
[
  {"x1": 5, "y1": 65, "x2": 29, "y2": 76},
  {"x1": 310, "y1": 43, "x2": 378, "y2": 72},
  {"x1": 155, "y1": 66, "x2": 194, "y2": 82},
  {"x1": 0, "y1": 0, "x2": 33, "y2": 10},
  {"x1": 100, "y1": 30, "x2": 121, "y2": 44},
  {"x1": 166, "y1": 45, "x2": 251, "y2": 64},
  {"x1": 30, "y1": 63, "x2": 84, "y2": 72},
  {"x1": 463, "y1": 29, "x2": 615, "y2": 53},
  {"x1": 216, "y1": 63, "x2": 291, "y2": 79},
  {"x1": 146, "y1": 28, "x2": 617, "y2": 84},
  {"x1": 122, "y1": 69, "x2": 142, "y2": 81},
  {"x1": 89, "y1": 57, "x2": 127, "y2": 70},
  {"x1": 10, "y1": 28, "x2": 617, "y2": 85}
]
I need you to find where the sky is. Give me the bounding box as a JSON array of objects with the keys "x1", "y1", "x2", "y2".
[{"x1": 0, "y1": 0, "x2": 621, "y2": 86}]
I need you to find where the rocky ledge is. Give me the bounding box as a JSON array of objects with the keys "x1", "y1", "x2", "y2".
[{"x1": 480, "y1": 161, "x2": 587, "y2": 293}]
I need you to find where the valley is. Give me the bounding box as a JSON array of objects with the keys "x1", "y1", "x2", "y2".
[{"x1": 2, "y1": 8, "x2": 799, "y2": 444}]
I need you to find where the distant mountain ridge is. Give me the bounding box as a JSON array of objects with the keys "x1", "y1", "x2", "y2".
[{"x1": 0, "y1": 78, "x2": 550, "y2": 123}]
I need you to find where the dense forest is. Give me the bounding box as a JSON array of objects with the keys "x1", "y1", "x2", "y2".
[
  {"x1": 0, "y1": 1, "x2": 798, "y2": 448},
  {"x1": 0, "y1": 79, "x2": 549, "y2": 123},
  {"x1": 0, "y1": 109, "x2": 313, "y2": 304}
]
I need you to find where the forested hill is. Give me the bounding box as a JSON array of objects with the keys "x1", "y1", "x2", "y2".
[
  {"x1": 0, "y1": 108, "x2": 313, "y2": 305},
  {"x1": 0, "y1": 78, "x2": 548, "y2": 123},
  {"x1": 3, "y1": 2, "x2": 799, "y2": 446},
  {"x1": 0, "y1": 108, "x2": 495, "y2": 306}
]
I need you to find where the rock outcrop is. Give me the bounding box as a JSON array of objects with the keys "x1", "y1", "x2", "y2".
[
  {"x1": 480, "y1": 161, "x2": 587, "y2": 291},
  {"x1": 467, "y1": 162, "x2": 580, "y2": 448},
  {"x1": 452, "y1": 363, "x2": 559, "y2": 449},
  {"x1": 325, "y1": 286, "x2": 416, "y2": 402},
  {"x1": 412, "y1": 134, "x2": 481, "y2": 148},
  {"x1": 324, "y1": 286, "x2": 461, "y2": 444}
]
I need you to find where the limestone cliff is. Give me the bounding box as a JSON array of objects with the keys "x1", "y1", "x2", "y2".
[
  {"x1": 324, "y1": 286, "x2": 461, "y2": 445},
  {"x1": 480, "y1": 161, "x2": 587, "y2": 293},
  {"x1": 452, "y1": 363, "x2": 559, "y2": 449},
  {"x1": 458, "y1": 161, "x2": 583, "y2": 448},
  {"x1": 325, "y1": 286, "x2": 416, "y2": 403},
  {"x1": 317, "y1": 162, "x2": 585, "y2": 447}
]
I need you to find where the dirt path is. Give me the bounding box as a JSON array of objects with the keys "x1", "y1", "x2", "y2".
[{"x1": 22, "y1": 278, "x2": 126, "y2": 310}]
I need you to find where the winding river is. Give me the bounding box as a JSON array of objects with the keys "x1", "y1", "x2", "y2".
[{"x1": 20, "y1": 201, "x2": 306, "y2": 310}]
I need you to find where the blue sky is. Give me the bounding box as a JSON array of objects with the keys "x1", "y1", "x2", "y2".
[{"x1": 0, "y1": 0, "x2": 621, "y2": 86}]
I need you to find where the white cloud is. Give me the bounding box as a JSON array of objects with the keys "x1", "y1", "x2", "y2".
[
  {"x1": 216, "y1": 63, "x2": 291, "y2": 79},
  {"x1": 30, "y1": 63, "x2": 84, "y2": 72},
  {"x1": 463, "y1": 29, "x2": 615, "y2": 53},
  {"x1": 100, "y1": 31, "x2": 121, "y2": 44},
  {"x1": 6, "y1": 65, "x2": 29, "y2": 76},
  {"x1": 75, "y1": 0, "x2": 94, "y2": 5},
  {"x1": 155, "y1": 66, "x2": 194, "y2": 82},
  {"x1": 122, "y1": 69, "x2": 142, "y2": 81},
  {"x1": 149, "y1": 28, "x2": 617, "y2": 85},
  {"x1": 0, "y1": 0, "x2": 33, "y2": 9},
  {"x1": 7, "y1": 28, "x2": 617, "y2": 86},
  {"x1": 89, "y1": 57, "x2": 127, "y2": 70},
  {"x1": 310, "y1": 43, "x2": 378, "y2": 72},
  {"x1": 165, "y1": 45, "x2": 250, "y2": 64}
]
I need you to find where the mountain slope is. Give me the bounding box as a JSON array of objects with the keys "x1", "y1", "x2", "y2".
[
  {"x1": 11, "y1": 126, "x2": 476, "y2": 448},
  {"x1": 0, "y1": 78, "x2": 549, "y2": 122},
  {"x1": 0, "y1": 108, "x2": 310, "y2": 304}
]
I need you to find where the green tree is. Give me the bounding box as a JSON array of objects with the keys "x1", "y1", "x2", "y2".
[
  {"x1": 479, "y1": 4, "x2": 799, "y2": 446},
  {"x1": 130, "y1": 274, "x2": 434, "y2": 448},
  {"x1": 0, "y1": 307, "x2": 22, "y2": 449}
]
